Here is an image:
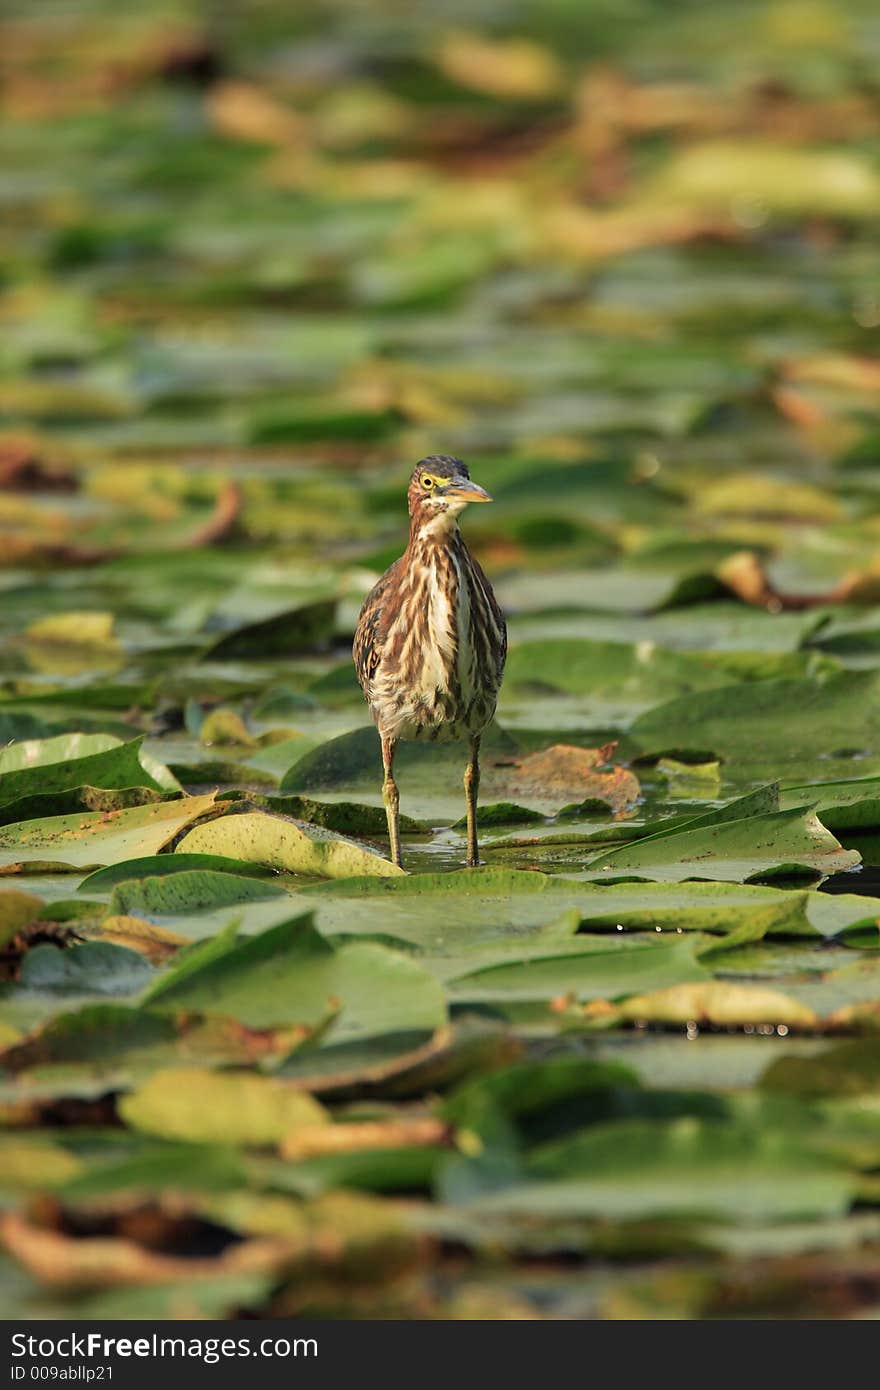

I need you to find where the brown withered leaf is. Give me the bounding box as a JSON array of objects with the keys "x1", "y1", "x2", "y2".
[
  {"x1": 541, "y1": 201, "x2": 737, "y2": 263},
  {"x1": 81, "y1": 914, "x2": 185, "y2": 966},
  {"x1": 0, "y1": 1209, "x2": 292, "y2": 1292},
  {"x1": 206, "y1": 81, "x2": 307, "y2": 147},
  {"x1": 278, "y1": 1022, "x2": 519, "y2": 1100},
  {"x1": 0, "y1": 436, "x2": 77, "y2": 493},
  {"x1": 783, "y1": 353, "x2": 880, "y2": 394},
  {"x1": 500, "y1": 742, "x2": 640, "y2": 814},
  {"x1": 1, "y1": 918, "x2": 79, "y2": 983},
  {"x1": 718, "y1": 549, "x2": 880, "y2": 611},
  {"x1": 3, "y1": 1185, "x2": 426, "y2": 1296},
  {"x1": 0, "y1": 535, "x2": 114, "y2": 569},
  {"x1": 771, "y1": 384, "x2": 828, "y2": 433},
  {"x1": 716, "y1": 550, "x2": 786, "y2": 610},
  {"x1": 825, "y1": 1000, "x2": 880, "y2": 1034},
  {"x1": 183, "y1": 480, "x2": 243, "y2": 548}
]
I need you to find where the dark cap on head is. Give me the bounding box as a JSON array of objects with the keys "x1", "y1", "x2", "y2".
[{"x1": 411, "y1": 455, "x2": 469, "y2": 481}]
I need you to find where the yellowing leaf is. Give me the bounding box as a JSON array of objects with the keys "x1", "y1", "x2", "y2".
[
  {"x1": 0, "y1": 889, "x2": 43, "y2": 946},
  {"x1": 200, "y1": 708, "x2": 257, "y2": 749},
  {"x1": 693, "y1": 475, "x2": 841, "y2": 523},
  {"x1": 21, "y1": 611, "x2": 122, "y2": 674},
  {"x1": 0, "y1": 1136, "x2": 83, "y2": 1189},
  {"x1": 177, "y1": 811, "x2": 404, "y2": 879},
  {"x1": 23, "y1": 611, "x2": 118, "y2": 648},
  {"x1": 0, "y1": 794, "x2": 218, "y2": 871},
  {"x1": 618, "y1": 981, "x2": 818, "y2": 1029},
  {"x1": 86, "y1": 914, "x2": 185, "y2": 965},
  {"x1": 119, "y1": 1067, "x2": 328, "y2": 1145},
  {"x1": 653, "y1": 141, "x2": 880, "y2": 219},
  {"x1": 436, "y1": 32, "x2": 562, "y2": 99}
]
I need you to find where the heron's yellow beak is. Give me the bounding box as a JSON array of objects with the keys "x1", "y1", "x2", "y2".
[{"x1": 443, "y1": 479, "x2": 492, "y2": 503}]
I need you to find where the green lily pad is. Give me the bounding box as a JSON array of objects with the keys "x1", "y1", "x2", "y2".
[
  {"x1": 18, "y1": 941, "x2": 155, "y2": 996},
  {"x1": 584, "y1": 807, "x2": 860, "y2": 884},
  {"x1": 762, "y1": 1040, "x2": 880, "y2": 1100},
  {"x1": 560, "y1": 880, "x2": 880, "y2": 944},
  {"x1": 143, "y1": 913, "x2": 448, "y2": 1041},
  {"x1": 440, "y1": 1115, "x2": 853, "y2": 1225},
  {"x1": 0, "y1": 734, "x2": 179, "y2": 807},
  {"x1": 780, "y1": 777, "x2": 880, "y2": 832},
  {"x1": 105, "y1": 869, "x2": 295, "y2": 941},
  {"x1": 78, "y1": 854, "x2": 278, "y2": 893},
  {"x1": 448, "y1": 934, "x2": 706, "y2": 1005},
  {"x1": 262, "y1": 793, "x2": 427, "y2": 836},
  {"x1": 630, "y1": 672, "x2": 880, "y2": 778},
  {"x1": 0, "y1": 785, "x2": 167, "y2": 828},
  {"x1": 504, "y1": 638, "x2": 822, "y2": 703},
  {"x1": 199, "y1": 599, "x2": 337, "y2": 661},
  {"x1": 0, "y1": 1005, "x2": 300, "y2": 1104}
]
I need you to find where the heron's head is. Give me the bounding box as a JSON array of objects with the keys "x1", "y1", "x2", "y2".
[{"x1": 407, "y1": 455, "x2": 492, "y2": 531}]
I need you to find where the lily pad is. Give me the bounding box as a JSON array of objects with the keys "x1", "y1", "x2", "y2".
[
  {"x1": 780, "y1": 777, "x2": 880, "y2": 832},
  {"x1": 105, "y1": 869, "x2": 295, "y2": 941},
  {"x1": 0, "y1": 1005, "x2": 302, "y2": 1103},
  {"x1": 18, "y1": 941, "x2": 155, "y2": 997},
  {"x1": 120, "y1": 1066, "x2": 327, "y2": 1145},
  {"x1": 448, "y1": 934, "x2": 706, "y2": 1006},
  {"x1": 0, "y1": 794, "x2": 219, "y2": 872},
  {"x1": 78, "y1": 854, "x2": 277, "y2": 892},
  {"x1": 584, "y1": 807, "x2": 860, "y2": 884},
  {"x1": 199, "y1": 599, "x2": 336, "y2": 661},
  {"x1": 630, "y1": 672, "x2": 880, "y2": 778},
  {"x1": 0, "y1": 785, "x2": 166, "y2": 828},
  {"x1": 176, "y1": 809, "x2": 404, "y2": 879},
  {"x1": 505, "y1": 1118, "x2": 855, "y2": 1223},
  {"x1": 143, "y1": 913, "x2": 448, "y2": 1041},
  {"x1": 504, "y1": 638, "x2": 821, "y2": 704}
]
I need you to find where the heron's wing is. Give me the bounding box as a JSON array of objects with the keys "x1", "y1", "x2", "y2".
[
  {"x1": 352, "y1": 556, "x2": 405, "y2": 691},
  {"x1": 469, "y1": 553, "x2": 507, "y2": 683}
]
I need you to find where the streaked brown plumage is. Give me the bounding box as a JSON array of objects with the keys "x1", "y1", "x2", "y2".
[{"x1": 353, "y1": 455, "x2": 507, "y2": 868}]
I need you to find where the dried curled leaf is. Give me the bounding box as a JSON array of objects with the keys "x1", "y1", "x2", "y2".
[
  {"x1": 0, "y1": 1210, "x2": 293, "y2": 1292},
  {"x1": 280, "y1": 1115, "x2": 448, "y2": 1162},
  {"x1": 83, "y1": 914, "x2": 185, "y2": 965},
  {"x1": 503, "y1": 743, "x2": 639, "y2": 813}
]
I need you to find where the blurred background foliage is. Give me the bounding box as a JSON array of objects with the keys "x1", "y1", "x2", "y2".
[{"x1": 3, "y1": 0, "x2": 880, "y2": 1321}]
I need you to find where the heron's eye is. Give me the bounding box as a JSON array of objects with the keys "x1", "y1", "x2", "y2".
[{"x1": 422, "y1": 476, "x2": 435, "y2": 490}]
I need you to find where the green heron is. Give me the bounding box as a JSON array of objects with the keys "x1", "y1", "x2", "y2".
[{"x1": 353, "y1": 455, "x2": 507, "y2": 869}]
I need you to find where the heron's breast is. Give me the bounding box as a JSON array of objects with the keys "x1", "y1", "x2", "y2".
[{"x1": 366, "y1": 541, "x2": 499, "y2": 741}]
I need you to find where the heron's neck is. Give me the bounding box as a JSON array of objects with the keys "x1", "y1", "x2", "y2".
[{"x1": 409, "y1": 510, "x2": 464, "y2": 549}]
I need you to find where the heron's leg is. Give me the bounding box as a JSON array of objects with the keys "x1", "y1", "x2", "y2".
[
  {"x1": 381, "y1": 735, "x2": 402, "y2": 869},
  {"x1": 464, "y1": 735, "x2": 481, "y2": 867}
]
